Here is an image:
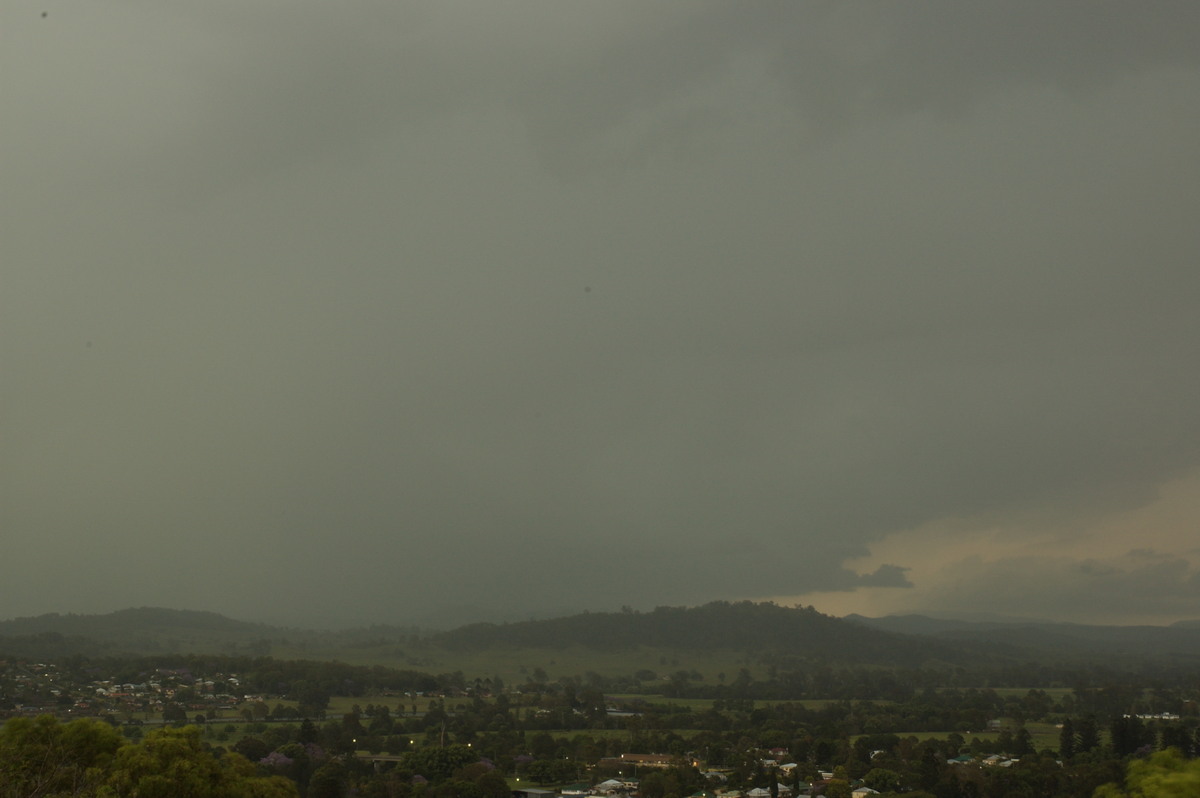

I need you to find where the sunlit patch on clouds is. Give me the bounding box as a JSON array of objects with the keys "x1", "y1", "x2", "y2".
[{"x1": 784, "y1": 469, "x2": 1200, "y2": 624}]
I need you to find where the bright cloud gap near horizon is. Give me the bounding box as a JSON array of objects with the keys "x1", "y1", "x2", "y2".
[{"x1": 3, "y1": 2, "x2": 1199, "y2": 630}]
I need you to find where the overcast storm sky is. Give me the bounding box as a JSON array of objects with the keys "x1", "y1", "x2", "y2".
[{"x1": 4, "y1": 2, "x2": 1200, "y2": 629}]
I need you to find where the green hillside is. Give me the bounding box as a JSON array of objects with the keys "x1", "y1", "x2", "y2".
[{"x1": 430, "y1": 601, "x2": 979, "y2": 668}]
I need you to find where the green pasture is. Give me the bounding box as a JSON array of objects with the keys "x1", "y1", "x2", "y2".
[
  {"x1": 604, "y1": 694, "x2": 712, "y2": 710},
  {"x1": 944, "y1": 687, "x2": 1076, "y2": 702},
  {"x1": 605, "y1": 694, "x2": 877, "y2": 712},
  {"x1": 323, "y1": 694, "x2": 445, "y2": 716},
  {"x1": 1023, "y1": 721, "x2": 1066, "y2": 751},
  {"x1": 260, "y1": 641, "x2": 1093, "y2": 713},
  {"x1": 855, "y1": 721, "x2": 1064, "y2": 754},
  {"x1": 318, "y1": 692, "x2": 875, "y2": 719},
  {"x1": 267, "y1": 642, "x2": 762, "y2": 686}
]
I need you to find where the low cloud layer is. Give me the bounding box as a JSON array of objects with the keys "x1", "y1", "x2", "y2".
[
  {"x1": 895, "y1": 549, "x2": 1200, "y2": 624},
  {"x1": 3, "y1": 3, "x2": 1199, "y2": 627},
  {"x1": 856, "y1": 565, "x2": 913, "y2": 590},
  {"x1": 799, "y1": 470, "x2": 1200, "y2": 624}
]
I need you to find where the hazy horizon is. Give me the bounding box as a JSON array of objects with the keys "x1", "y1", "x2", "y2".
[
  {"x1": 5, "y1": 2, "x2": 1199, "y2": 629},
  {"x1": 3, "y1": 599, "x2": 1200, "y2": 634}
]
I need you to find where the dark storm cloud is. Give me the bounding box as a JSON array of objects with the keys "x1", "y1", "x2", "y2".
[
  {"x1": 772, "y1": 1, "x2": 1200, "y2": 118},
  {"x1": 502, "y1": 1, "x2": 1200, "y2": 166},
  {"x1": 2, "y1": 2, "x2": 1199, "y2": 627}
]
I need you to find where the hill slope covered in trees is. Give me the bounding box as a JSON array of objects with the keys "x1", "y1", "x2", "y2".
[{"x1": 429, "y1": 601, "x2": 983, "y2": 668}]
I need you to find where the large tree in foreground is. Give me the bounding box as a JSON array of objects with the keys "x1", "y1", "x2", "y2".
[
  {"x1": 1095, "y1": 749, "x2": 1200, "y2": 798},
  {"x1": 0, "y1": 717, "x2": 297, "y2": 798},
  {"x1": 0, "y1": 715, "x2": 122, "y2": 798},
  {"x1": 102, "y1": 725, "x2": 295, "y2": 798}
]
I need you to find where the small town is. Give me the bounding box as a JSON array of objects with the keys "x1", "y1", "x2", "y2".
[
  {"x1": 5, "y1": 6, "x2": 1198, "y2": 796},
  {"x1": 3, "y1": 641, "x2": 1199, "y2": 798}
]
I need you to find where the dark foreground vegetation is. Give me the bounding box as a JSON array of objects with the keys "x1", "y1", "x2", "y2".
[{"x1": 5, "y1": 602, "x2": 1200, "y2": 796}]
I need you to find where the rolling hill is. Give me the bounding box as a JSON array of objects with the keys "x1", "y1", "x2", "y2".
[
  {"x1": 430, "y1": 601, "x2": 978, "y2": 668},
  {"x1": 845, "y1": 612, "x2": 1200, "y2": 667},
  {"x1": 5, "y1": 603, "x2": 1200, "y2": 677}
]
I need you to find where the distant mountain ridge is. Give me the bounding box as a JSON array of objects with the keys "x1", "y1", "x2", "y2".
[
  {"x1": 0, "y1": 603, "x2": 977, "y2": 667},
  {"x1": 845, "y1": 612, "x2": 1200, "y2": 663},
  {"x1": 6, "y1": 604, "x2": 1200, "y2": 672},
  {"x1": 430, "y1": 601, "x2": 979, "y2": 668},
  {"x1": 0, "y1": 607, "x2": 277, "y2": 659},
  {"x1": 0, "y1": 607, "x2": 269, "y2": 637}
]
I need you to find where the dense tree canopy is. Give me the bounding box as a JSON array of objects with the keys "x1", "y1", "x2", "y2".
[
  {"x1": 0, "y1": 718, "x2": 297, "y2": 798},
  {"x1": 0, "y1": 715, "x2": 123, "y2": 798},
  {"x1": 1095, "y1": 749, "x2": 1200, "y2": 797}
]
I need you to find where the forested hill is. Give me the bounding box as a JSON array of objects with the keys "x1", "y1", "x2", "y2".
[
  {"x1": 7, "y1": 603, "x2": 1200, "y2": 673},
  {"x1": 430, "y1": 601, "x2": 976, "y2": 667},
  {"x1": 846, "y1": 612, "x2": 1200, "y2": 664},
  {"x1": 0, "y1": 603, "x2": 995, "y2": 669},
  {"x1": 0, "y1": 607, "x2": 277, "y2": 658},
  {"x1": 0, "y1": 607, "x2": 268, "y2": 637}
]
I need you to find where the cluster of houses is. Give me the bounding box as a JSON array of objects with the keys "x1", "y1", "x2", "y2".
[
  {"x1": 1, "y1": 660, "x2": 250, "y2": 720},
  {"x1": 517, "y1": 781, "x2": 883, "y2": 798},
  {"x1": 514, "y1": 750, "x2": 887, "y2": 798},
  {"x1": 90, "y1": 673, "x2": 246, "y2": 717},
  {"x1": 515, "y1": 744, "x2": 1043, "y2": 798}
]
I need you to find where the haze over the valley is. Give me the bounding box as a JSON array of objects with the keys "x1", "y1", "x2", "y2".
[{"x1": 3, "y1": 2, "x2": 1199, "y2": 629}]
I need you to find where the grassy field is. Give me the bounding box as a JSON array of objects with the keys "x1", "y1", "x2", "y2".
[
  {"x1": 952, "y1": 687, "x2": 1075, "y2": 702},
  {"x1": 216, "y1": 693, "x2": 1076, "y2": 763},
  {"x1": 852, "y1": 721, "x2": 1064, "y2": 753},
  {"x1": 268, "y1": 641, "x2": 764, "y2": 686},
  {"x1": 604, "y1": 694, "x2": 883, "y2": 711},
  {"x1": 1022, "y1": 721, "x2": 1065, "y2": 752},
  {"x1": 265, "y1": 640, "x2": 1095, "y2": 715},
  {"x1": 304, "y1": 691, "x2": 1057, "y2": 721},
  {"x1": 231, "y1": 681, "x2": 1084, "y2": 764}
]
